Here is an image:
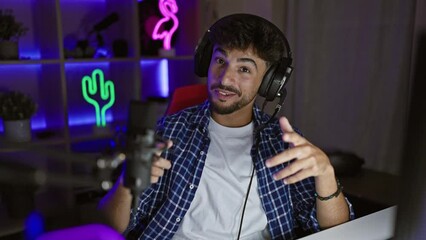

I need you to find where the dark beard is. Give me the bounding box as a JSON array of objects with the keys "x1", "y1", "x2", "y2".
[
  {"x1": 209, "y1": 83, "x2": 257, "y2": 114},
  {"x1": 209, "y1": 93, "x2": 257, "y2": 115}
]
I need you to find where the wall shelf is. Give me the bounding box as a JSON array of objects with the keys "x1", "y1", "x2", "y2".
[
  {"x1": 0, "y1": 0, "x2": 199, "y2": 151},
  {"x1": 0, "y1": 60, "x2": 62, "y2": 65},
  {"x1": 141, "y1": 55, "x2": 194, "y2": 61}
]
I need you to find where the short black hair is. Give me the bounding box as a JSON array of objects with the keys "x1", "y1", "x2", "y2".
[{"x1": 209, "y1": 14, "x2": 288, "y2": 66}]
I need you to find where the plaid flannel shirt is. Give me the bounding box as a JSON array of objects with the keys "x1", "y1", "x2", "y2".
[{"x1": 125, "y1": 101, "x2": 354, "y2": 239}]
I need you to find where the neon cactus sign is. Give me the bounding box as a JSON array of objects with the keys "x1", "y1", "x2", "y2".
[
  {"x1": 152, "y1": 0, "x2": 179, "y2": 50},
  {"x1": 81, "y1": 69, "x2": 115, "y2": 127}
]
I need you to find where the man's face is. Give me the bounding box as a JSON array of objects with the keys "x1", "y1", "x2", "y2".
[{"x1": 207, "y1": 45, "x2": 268, "y2": 115}]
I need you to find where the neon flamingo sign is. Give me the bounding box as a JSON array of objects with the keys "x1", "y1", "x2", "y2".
[{"x1": 152, "y1": 0, "x2": 179, "y2": 50}]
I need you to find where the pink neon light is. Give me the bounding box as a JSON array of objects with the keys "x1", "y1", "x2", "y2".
[{"x1": 152, "y1": 0, "x2": 179, "y2": 50}]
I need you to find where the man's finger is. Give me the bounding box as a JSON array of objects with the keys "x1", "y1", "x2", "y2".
[
  {"x1": 155, "y1": 140, "x2": 174, "y2": 155},
  {"x1": 166, "y1": 140, "x2": 173, "y2": 148},
  {"x1": 282, "y1": 167, "x2": 314, "y2": 185},
  {"x1": 282, "y1": 131, "x2": 307, "y2": 146},
  {"x1": 151, "y1": 166, "x2": 165, "y2": 177},
  {"x1": 266, "y1": 144, "x2": 311, "y2": 167},
  {"x1": 150, "y1": 176, "x2": 159, "y2": 184},
  {"x1": 279, "y1": 117, "x2": 294, "y2": 133},
  {"x1": 152, "y1": 158, "x2": 172, "y2": 170},
  {"x1": 272, "y1": 157, "x2": 311, "y2": 180}
]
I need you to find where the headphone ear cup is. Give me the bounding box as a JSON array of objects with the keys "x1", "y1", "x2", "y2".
[
  {"x1": 194, "y1": 32, "x2": 213, "y2": 77},
  {"x1": 258, "y1": 64, "x2": 277, "y2": 99},
  {"x1": 258, "y1": 58, "x2": 292, "y2": 101}
]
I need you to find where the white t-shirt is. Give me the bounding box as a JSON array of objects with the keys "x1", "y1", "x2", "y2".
[{"x1": 173, "y1": 118, "x2": 269, "y2": 240}]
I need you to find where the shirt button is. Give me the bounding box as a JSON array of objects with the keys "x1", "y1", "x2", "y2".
[
  {"x1": 189, "y1": 184, "x2": 195, "y2": 189},
  {"x1": 200, "y1": 151, "x2": 205, "y2": 155},
  {"x1": 176, "y1": 217, "x2": 181, "y2": 222}
]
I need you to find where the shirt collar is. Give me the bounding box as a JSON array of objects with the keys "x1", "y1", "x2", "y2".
[{"x1": 188, "y1": 100, "x2": 211, "y2": 133}]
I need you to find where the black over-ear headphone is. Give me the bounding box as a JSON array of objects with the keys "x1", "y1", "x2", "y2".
[{"x1": 194, "y1": 13, "x2": 294, "y2": 102}]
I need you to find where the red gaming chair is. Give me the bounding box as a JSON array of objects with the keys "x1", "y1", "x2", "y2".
[{"x1": 165, "y1": 84, "x2": 208, "y2": 115}]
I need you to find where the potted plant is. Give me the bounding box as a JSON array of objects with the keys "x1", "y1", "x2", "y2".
[
  {"x1": 0, "y1": 9, "x2": 29, "y2": 60},
  {"x1": 0, "y1": 91, "x2": 37, "y2": 142}
]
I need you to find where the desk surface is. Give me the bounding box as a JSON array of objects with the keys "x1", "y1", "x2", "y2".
[
  {"x1": 340, "y1": 168, "x2": 399, "y2": 207},
  {"x1": 300, "y1": 206, "x2": 396, "y2": 240}
]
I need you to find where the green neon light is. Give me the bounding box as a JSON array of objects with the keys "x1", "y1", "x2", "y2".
[{"x1": 81, "y1": 68, "x2": 115, "y2": 127}]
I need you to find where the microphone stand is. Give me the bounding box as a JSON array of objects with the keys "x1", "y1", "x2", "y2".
[
  {"x1": 123, "y1": 129, "x2": 160, "y2": 211},
  {"x1": 0, "y1": 138, "x2": 124, "y2": 190},
  {"x1": 0, "y1": 129, "x2": 162, "y2": 213},
  {"x1": 85, "y1": 12, "x2": 119, "y2": 58}
]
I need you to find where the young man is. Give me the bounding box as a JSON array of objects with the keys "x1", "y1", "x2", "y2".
[{"x1": 99, "y1": 13, "x2": 353, "y2": 239}]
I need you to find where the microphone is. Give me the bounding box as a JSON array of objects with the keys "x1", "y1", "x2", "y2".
[
  {"x1": 254, "y1": 65, "x2": 292, "y2": 135},
  {"x1": 254, "y1": 88, "x2": 287, "y2": 136},
  {"x1": 124, "y1": 129, "x2": 158, "y2": 210},
  {"x1": 90, "y1": 12, "x2": 119, "y2": 34},
  {"x1": 123, "y1": 100, "x2": 164, "y2": 210}
]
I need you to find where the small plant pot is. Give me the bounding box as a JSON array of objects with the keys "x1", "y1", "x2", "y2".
[
  {"x1": 0, "y1": 41, "x2": 19, "y2": 60},
  {"x1": 3, "y1": 119, "x2": 32, "y2": 142}
]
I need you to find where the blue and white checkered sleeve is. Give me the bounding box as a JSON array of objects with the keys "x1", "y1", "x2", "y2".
[
  {"x1": 291, "y1": 177, "x2": 356, "y2": 233},
  {"x1": 291, "y1": 176, "x2": 321, "y2": 233}
]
